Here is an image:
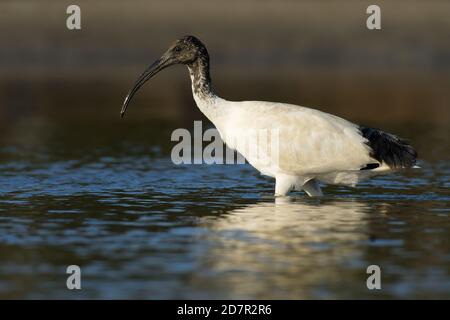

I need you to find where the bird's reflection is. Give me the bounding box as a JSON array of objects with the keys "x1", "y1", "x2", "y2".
[{"x1": 193, "y1": 197, "x2": 374, "y2": 299}]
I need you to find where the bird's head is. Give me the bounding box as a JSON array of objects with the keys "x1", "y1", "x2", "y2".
[{"x1": 121, "y1": 35, "x2": 207, "y2": 117}]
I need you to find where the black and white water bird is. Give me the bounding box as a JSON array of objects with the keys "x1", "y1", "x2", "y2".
[{"x1": 121, "y1": 36, "x2": 418, "y2": 196}]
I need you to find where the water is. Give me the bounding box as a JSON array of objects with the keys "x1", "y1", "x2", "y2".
[{"x1": 0, "y1": 118, "x2": 449, "y2": 299}]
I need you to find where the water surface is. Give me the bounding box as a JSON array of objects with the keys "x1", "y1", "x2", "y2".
[{"x1": 0, "y1": 118, "x2": 448, "y2": 299}]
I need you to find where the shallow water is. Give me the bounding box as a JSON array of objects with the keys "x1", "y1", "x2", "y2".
[{"x1": 0, "y1": 118, "x2": 448, "y2": 299}]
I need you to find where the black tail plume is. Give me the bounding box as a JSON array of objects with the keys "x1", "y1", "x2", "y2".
[{"x1": 359, "y1": 126, "x2": 418, "y2": 169}]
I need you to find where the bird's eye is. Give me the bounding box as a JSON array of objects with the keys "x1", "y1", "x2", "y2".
[{"x1": 174, "y1": 46, "x2": 182, "y2": 53}]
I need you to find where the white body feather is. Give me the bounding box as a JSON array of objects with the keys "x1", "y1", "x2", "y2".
[{"x1": 194, "y1": 92, "x2": 389, "y2": 196}]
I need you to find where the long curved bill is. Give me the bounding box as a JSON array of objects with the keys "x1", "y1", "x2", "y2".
[{"x1": 121, "y1": 57, "x2": 168, "y2": 118}]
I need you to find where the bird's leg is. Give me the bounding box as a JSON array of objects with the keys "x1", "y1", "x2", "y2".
[
  {"x1": 274, "y1": 175, "x2": 296, "y2": 196},
  {"x1": 302, "y1": 179, "x2": 323, "y2": 197}
]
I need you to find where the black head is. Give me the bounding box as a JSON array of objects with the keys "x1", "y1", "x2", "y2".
[
  {"x1": 167, "y1": 35, "x2": 208, "y2": 65},
  {"x1": 121, "y1": 35, "x2": 208, "y2": 117}
]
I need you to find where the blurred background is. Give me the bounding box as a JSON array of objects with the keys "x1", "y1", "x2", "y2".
[
  {"x1": 0, "y1": 0, "x2": 449, "y2": 299},
  {"x1": 1, "y1": 0, "x2": 449, "y2": 135}
]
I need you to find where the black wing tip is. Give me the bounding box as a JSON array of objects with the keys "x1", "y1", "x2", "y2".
[
  {"x1": 360, "y1": 163, "x2": 380, "y2": 170},
  {"x1": 359, "y1": 126, "x2": 418, "y2": 169}
]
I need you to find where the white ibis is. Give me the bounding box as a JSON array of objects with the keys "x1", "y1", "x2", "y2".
[{"x1": 121, "y1": 35, "x2": 418, "y2": 197}]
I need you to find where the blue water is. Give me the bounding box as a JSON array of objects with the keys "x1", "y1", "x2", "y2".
[{"x1": 0, "y1": 120, "x2": 449, "y2": 299}]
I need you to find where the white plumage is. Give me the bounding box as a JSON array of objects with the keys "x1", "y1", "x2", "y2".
[
  {"x1": 122, "y1": 36, "x2": 417, "y2": 197},
  {"x1": 194, "y1": 95, "x2": 389, "y2": 196}
]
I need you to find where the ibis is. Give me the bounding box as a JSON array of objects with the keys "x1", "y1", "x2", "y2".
[{"x1": 121, "y1": 35, "x2": 418, "y2": 197}]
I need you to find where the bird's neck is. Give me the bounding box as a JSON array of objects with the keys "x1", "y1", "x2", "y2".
[
  {"x1": 187, "y1": 56, "x2": 214, "y2": 98},
  {"x1": 187, "y1": 57, "x2": 221, "y2": 120}
]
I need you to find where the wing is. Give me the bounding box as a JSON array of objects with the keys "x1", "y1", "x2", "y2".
[{"x1": 218, "y1": 100, "x2": 375, "y2": 175}]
